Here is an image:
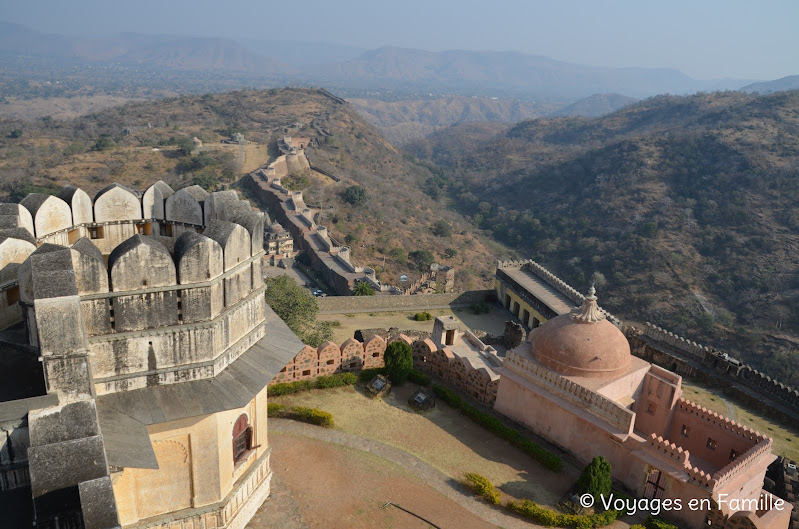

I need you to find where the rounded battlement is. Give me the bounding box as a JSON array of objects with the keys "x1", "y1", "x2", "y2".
[{"x1": 109, "y1": 235, "x2": 176, "y2": 292}]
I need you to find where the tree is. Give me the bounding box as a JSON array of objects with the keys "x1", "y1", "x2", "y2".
[
  {"x1": 388, "y1": 247, "x2": 407, "y2": 262},
  {"x1": 93, "y1": 134, "x2": 115, "y2": 151},
  {"x1": 264, "y1": 276, "x2": 331, "y2": 346},
  {"x1": 176, "y1": 136, "x2": 195, "y2": 156},
  {"x1": 353, "y1": 281, "x2": 376, "y2": 296},
  {"x1": 344, "y1": 185, "x2": 368, "y2": 206},
  {"x1": 9, "y1": 129, "x2": 22, "y2": 139},
  {"x1": 432, "y1": 220, "x2": 452, "y2": 238},
  {"x1": 384, "y1": 341, "x2": 413, "y2": 384},
  {"x1": 409, "y1": 250, "x2": 435, "y2": 271},
  {"x1": 444, "y1": 248, "x2": 458, "y2": 259},
  {"x1": 577, "y1": 456, "x2": 612, "y2": 501},
  {"x1": 192, "y1": 173, "x2": 219, "y2": 191}
]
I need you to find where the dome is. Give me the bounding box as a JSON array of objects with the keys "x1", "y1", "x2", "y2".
[{"x1": 531, "y1": 286, "x2": 630, "y2": 378}]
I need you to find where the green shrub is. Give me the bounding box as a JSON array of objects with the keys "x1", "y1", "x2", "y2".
[
  {"x1": 408, "y1": 369, "x2": 430, "y2": 386},
  {"x1": 267, "y1": 403, "x2": 286, "y2": 416},
  {"x1": 433, "y1": 384, "x2": 562, "y2": 472},
  {"x1": 630, "y1": 525, "x2": 646, "y2": 529},
  {"x1": 506, "y1": 499, "x2": 619, "y2": 528},
  {"x1": 315, "y1": 373, "x2": 358, "y2": 389},
  {"x1": 359, "y1": 367, "x2": 387, "y2": 382},
  {"x1": 433, "y1": 385, "x2": 462, "y2": 407},
  {"x1": 577, "y1": 456, "x2": 612, "y2": 501},
  {"x1": 384, "y1": 341, "x2": 414, "y2": 384},
  {"x1": 268, "y1": 373, "x2": 357, "y2": 395},
  {"x1": 645, "y1": 516, "x2": 679, "y2": 529},
  {"x1": 414, "y1": 312, "x2": 433, "y2": 321},
  {"x1": 268, "y1": 404, "x2": 333, "y2": 427},
  {"x1": 464, "y1": 473, "x2": 501, "y2": 504},
  {"x1": 267, "y1": 380, "x2": 313, "y2": 396},
  {"x1": 290, "y1": 406, "x2": 334, "y2": 427}
]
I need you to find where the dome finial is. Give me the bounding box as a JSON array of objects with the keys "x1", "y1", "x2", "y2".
[{"x1": 570, "y1": 285, "x2": 605, "y2": 323}]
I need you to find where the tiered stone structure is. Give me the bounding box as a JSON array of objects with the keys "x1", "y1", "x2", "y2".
[
  {"x1": 0, "y1": 182, "x2": 304, "y2": 529},
  {"x1": 265, "y1": 221, "x2": 293, "y2": 264}
]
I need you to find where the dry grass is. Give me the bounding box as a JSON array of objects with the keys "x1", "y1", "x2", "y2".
[
  {"x1": 271, "y1": 384, "x2": 576, "y2": 508},
  {"x1": 317, "y1": 306, "x2": 508, "y2": 344}
]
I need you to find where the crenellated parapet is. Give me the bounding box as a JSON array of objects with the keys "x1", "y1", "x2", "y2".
[
  {"x1": 642, "y1": 322, "x2": 711, "y2": 358},
  {"x1": 687, "y1": 464, "x2": 718, "y2": 489},
  {"x1": 712, "y1": 436, "x2": 773, "y2": 488},
  {"x1": 647, "y1": 432, "x2": 692, "y2": 468},
  {"x1": 676, "y1": 399, "x2": 767, "y2": 443}
]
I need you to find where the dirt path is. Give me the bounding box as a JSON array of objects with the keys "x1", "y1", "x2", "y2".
[{"x1": 264, "y1": 419, "x2": 540, "y2": 529}]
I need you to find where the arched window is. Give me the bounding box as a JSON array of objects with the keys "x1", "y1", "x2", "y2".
[{"x1": 232, "y1": 414, "x2": 252, "y2": 463}]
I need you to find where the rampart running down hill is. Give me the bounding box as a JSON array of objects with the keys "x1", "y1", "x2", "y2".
[{"x1": 246, "y1": 143, "x2": 397, "y2": 296}]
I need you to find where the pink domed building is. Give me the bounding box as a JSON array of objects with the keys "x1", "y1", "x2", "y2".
[{"x1": 495, "y1": 287, "x2": 791, "y2": 529}]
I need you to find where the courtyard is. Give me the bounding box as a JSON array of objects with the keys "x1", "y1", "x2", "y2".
[{"x1": 247, "y1": 384, "x2": 644, "y2": 529}]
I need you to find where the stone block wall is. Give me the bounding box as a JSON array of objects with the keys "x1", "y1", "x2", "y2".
[
  {"x1": 270, "y1": 335, "x2": 387, "y2": 383},
  {"x1": 270, "y1": 332, "x2": 500, "y2": 405}
]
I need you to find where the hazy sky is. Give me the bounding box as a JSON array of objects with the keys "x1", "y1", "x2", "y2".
[{"x1": 3, "y1": 0, "x2": 797, "y2": 80}]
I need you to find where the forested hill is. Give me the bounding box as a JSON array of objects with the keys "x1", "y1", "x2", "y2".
[
  {"x1": 408, "y1": 90, "x2": 799, "y2": 385},
  {"x1": 0, "y1": 88, "x2": 504, "y2": 290}
]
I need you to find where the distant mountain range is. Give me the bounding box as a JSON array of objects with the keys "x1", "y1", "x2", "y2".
[
  {"x1": 741, "y1": 75, "x2": 799, "y2": 94},
  {"x1": 1, "y1": 21, "x2": 784, "y2": 105}
]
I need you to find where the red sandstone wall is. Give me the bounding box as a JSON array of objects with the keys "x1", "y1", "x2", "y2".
[{"x1": 667, "y1": 399, "x2": 762, "y2": 470}]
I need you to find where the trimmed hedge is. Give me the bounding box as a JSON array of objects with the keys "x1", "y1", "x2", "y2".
[
  {"x1": 433, "y1": 385, "x2": 562, "y2": 472},
  {"x1": 268, "y1": 373, "x2": 357, "y2": 396},
  {"x1": 414, "y1": 312, "x2": 433, "y2": 321},
  {"x1": 464, "y1": 473, "x2": 501, "y2": 504},
  {"x1": 507, "y1": 499, "x2": 619, "y2": 529},
  {"x1": 267, "y1": 403, "x2": 334, "y2": 427},
  {"x1": 646, "y1": 516, "x2": 679, "y2": 529},
  {"x1": 268, "y1": 380, "x2": 313, "y2": 396},
  {"x1": 408, "y1": 369, "x2": 431, "y2": 386},
  {"x1": 358, "y1": 367, "x2": 387, "y2": 382},
  {"x1": 316, "y1": 372, "x2": 358, "y2": 388}
]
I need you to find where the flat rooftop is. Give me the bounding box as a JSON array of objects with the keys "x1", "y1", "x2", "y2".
[{"x1": 500, "y1": 267, "x2": 575, "y2": 315}]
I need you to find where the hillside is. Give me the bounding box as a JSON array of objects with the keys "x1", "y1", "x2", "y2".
[
  {"x1": 0, "y1": 88, "x2": 504, "y2": 290},
  {"x1": 349, "y1": 96, "x2": 551, "y2": 144},
  {"x1": 409, "y1": 90, "x2": 799, "y2": 385},
  {"x1": 742, "y1": 75, "x2": 799, "y2": 94},
  {"x1": 550, "y1": 93, "x2": 637, "y2": 117}
]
